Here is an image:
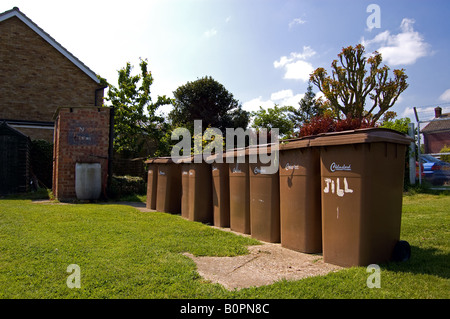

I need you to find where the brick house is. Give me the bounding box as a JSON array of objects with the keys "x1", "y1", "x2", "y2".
[
  {"x1": 422, "y1": 107, "x2": 450, "y2": 154},
  {"x1": 0, "y1": 7, "x2": 106, "y2": 142}
]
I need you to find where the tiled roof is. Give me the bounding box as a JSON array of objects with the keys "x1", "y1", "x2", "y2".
[{"x1": 421, "y1": 113, "x2": 450, "y2": 133}]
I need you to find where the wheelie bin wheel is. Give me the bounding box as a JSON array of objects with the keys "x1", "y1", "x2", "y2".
[{"x1": 392, "y1": 240, "x2": 411, "y2": 262}]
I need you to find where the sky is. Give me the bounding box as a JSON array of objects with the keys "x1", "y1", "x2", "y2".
[{"x1": 2, "y1": 0, "x2": 450, "y2": 122}]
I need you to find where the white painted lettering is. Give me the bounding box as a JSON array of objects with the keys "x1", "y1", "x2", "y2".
[
  {"x1": 324, "y1": 178, "x2": 332, "y2": 193},
  {"x1": 323, "y1": 178, "x2": 354, "y2": 197}
]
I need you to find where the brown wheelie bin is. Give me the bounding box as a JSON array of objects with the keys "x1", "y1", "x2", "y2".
[
  {"x1": 279, "y1": 137, "x2": 322, "y2": 253},
  {"x1": 248, "y1": 145, "x2": 280, "y2": 243},
  {"x1": 177, "y1": 156, "x2": 193, "y2": 219},
  {"x1": 188, "y1": 161, "x2": 213, "y2": 224},
  {"x1": 311, "y1": 128, "x2": 413, "y2": 267},
  {"x1": 180, "y1": 162, "x2": 191, "y2": 219},
  {"x1": 225, "y1": 148, "x2": 251, "y2": 234},
  {"x1": 145, "y1": 159, "x2": 158, "y2": 210},
  {"x1": 211, "y1": 162, "x2": 230, "y2": 227},
  {"x1": 205, "y1": 152, "x2": 231, "y2": 227},
  {"x1": 154, "y1": 157, "x2": 181, "y2": 214}
]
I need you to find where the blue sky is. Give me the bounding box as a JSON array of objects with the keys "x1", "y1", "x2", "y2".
[{"x1": 2, "y1": 0, "x2": 450, "y2": 121}]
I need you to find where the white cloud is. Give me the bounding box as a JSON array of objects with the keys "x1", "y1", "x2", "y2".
[
  {"x1": 289, "y1": 18, "x2": 306, "y2": 28},
  {"x1": 242, "y1": 97, "x2": 275, "y2": 113},
  {"x1": 283, "y1": 93, "x2": 304, "y2": 107},
  {"x1": 271, "y1": 89, "x2": 293, "y2": 101},
  {"x1": 283, "y1": 60, "x2": 314, "y2": 81},
  {"x1": 271, "y1": 89, "x2": 304, "y2": 107},
  {"x1": 274, "y1": 46, "x2": 316, "y2": 81},
  {"x1": 362, "y1": 18, "x2": 431, "y2": 66},
  {"x1": 204, "y1": 28, "x2": 217, "y2": 38},
  {"x1": 274, "y1": 46, "x2": 316, "y2": 68},
  {"x1": 439, "y1": 89, "x2": 450, "y2": 102},
  {"x1": 401, "y1": 106, "x2": 413, "y2": 118},
  {"x1": 243, "y1": 90, "x2": 304, "y2": 113}
]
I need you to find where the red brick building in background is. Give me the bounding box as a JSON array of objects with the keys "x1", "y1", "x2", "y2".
[
  {"x1": 0, "y1": 7, "x2": 106, "y2": 142},
  {"x1": 422, "y1": 107, "x2": 450, "y2": 154}
]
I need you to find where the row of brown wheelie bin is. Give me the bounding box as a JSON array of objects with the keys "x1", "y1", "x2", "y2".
[
  {"x1": 147, "y1": 156, "x2": 214, "y2": 224},
  {"x1": 145, "y1": 128, "x2": 412, "y2": 267}
]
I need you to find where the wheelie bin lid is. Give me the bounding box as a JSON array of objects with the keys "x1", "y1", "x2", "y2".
[
  {"x1": 309, "y1": 128, "x2": 413, "y2": 147},
  {"x1": 279, "y1": 136, "x2": 316, "y2": 150},
  {"x1": 246, "y1": 143, "x2": 278, "y2": 156},
  {"x1": 145, "y1": 156, "x2": 192, "y2": 164},
  {"x1": 205, "y1": 151, "x2": 229, "y2": 163},
  {"x1": 206, "y1": 144, "x2": 278, "y2": 162}
]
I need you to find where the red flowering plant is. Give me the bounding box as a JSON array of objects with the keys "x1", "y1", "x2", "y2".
[
  {"x1": 298, "y1": 114, "x2": 335, "y2": 137},
  {"x1": 334, "y1": 116, "x2": 378, "y2": 132},
  {"x1": 298, "y1": 114, "x2": 377, "y2": 137}
]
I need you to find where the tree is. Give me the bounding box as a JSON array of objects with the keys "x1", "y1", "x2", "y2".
[
  {"x1": 310, "y1": 44, "x2": 408, "y2": 122},
  {"x1": 251, "y1": 105, "x2": 296, "y2": 137},
  {"x1": 380, "y1": 113, "x2": 411, "y2": 134},
  {"x1": 106, "y1": 58, "x2": 173, "y2": 156},
  {"x1": 169, "y1": 76, "x2": 249, "y2": 133},
  {"x1": 290, "y1": 81, "x2": 327, "y2": 128}
]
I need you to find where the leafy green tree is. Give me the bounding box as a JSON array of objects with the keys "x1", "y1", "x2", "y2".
[
  {"x1": 310, "y1": 44, "x2": 408, "y2": 122},
  {"x1": 380, "y1": 113, "x2": 411, "y2": 134},
  {"x1": 169, "y1": 76, "x2": 249, "y2": 133},
  {"x1": 251, "y1": 105, "x2": 296, "y2": 137},
  {"x1": 106, "y1": 59, "x2": 173, "y2": 156}
]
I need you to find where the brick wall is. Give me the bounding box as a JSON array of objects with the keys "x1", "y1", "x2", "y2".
[
  {"x1": 53, "y1": 107, "x2": 110, "y2": 200},
  {"x1": 424, "y1": 132, "x2": 450, "y2": 154},
  {"x1": 0, "y1": 16, "x2": 105, "y2": 139}
]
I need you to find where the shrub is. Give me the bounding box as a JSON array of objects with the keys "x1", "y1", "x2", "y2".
[
  {"x1": 298, "y1": 115, "x2": 335, "y2": 137},
  {"x1": 298, "y1": 115, "x2": 377, "y2": 137},
  {"x1": 335, "y1": 117, "x2": 377, "y2": 132},
  {"x1": 108, "y1": 175, "x2": 147, "y2": 199},
  {"x1": 440, "y1": 145, "x2": 450, "y2": 163}
]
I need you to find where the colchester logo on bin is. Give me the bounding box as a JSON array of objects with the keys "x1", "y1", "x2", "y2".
[{"x1": 330, "y1": 162, "x2": 352, "y2": 172}]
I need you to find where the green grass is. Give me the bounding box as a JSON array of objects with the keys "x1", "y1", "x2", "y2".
[{"x1": 0, "y1": 193, "x2": 448, "y2": 299}]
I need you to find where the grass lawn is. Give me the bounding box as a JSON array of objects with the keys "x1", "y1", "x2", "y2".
[{"x1": 0, "y1": 192, "x2": 448, "y2": 299}]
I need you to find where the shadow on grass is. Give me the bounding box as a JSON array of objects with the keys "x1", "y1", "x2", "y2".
[
  {"x1": 113, "y1": 193, "x2": 146, "y2": 203},
  {"x1": 0, "y1": 188, "x2": 53, "y2": 201},
  {"x1": 384, "y1": 245, "x2": 450, "y2": 279},
  {"x1": 1, "y1": 188, "x2": 147, "y2": 205}
]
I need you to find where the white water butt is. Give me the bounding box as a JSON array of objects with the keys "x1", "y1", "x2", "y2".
[{"x1": 75, "y1": 163, "x2": 101, "y2": 200}]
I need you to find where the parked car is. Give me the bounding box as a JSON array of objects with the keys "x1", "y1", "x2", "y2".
[{"x1": 419, "y1": 154, "x2": 450, "y2": 186}]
